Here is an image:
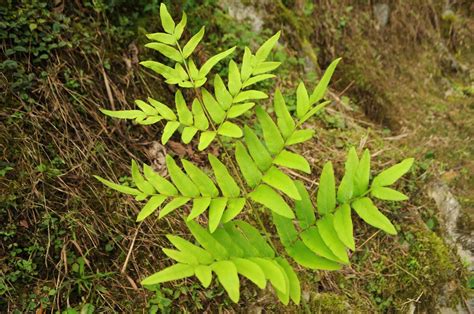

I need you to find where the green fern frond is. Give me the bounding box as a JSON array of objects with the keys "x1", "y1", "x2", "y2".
[
  {"x1": 94, "y1": 3, "x2": 416, "y2": 307},
  {"x1": 141, "y1": 220, "x2": 300, "y2": 305},
  {"x1": 272, "y1": 148, "x2": 414, "y2": 269},
  {"x1": 94, "y1": 155, "x2": 245, "y2": 231}
]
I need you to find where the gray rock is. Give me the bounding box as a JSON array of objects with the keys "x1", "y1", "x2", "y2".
[
  {"x1": 220, "y1": 0, "x2": 264, "y2": 34},
  {"x1": 373, "y1": 3, "x2": 390, "y2": 28},
  {"x1": 428, "y1": 181, "x2": 473, "y2": 270}
]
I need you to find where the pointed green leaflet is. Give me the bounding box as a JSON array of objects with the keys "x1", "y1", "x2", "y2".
[
  {"x1": 317, "y1": 161, "x2": 336, "y2": 215},
  {"x1": 352, "y1": 197, "x2": 397, "y2": 235},
  {"x1": 372, "y1": 158, "x2": 414, "y2": 187},
  {"x1": 183, "y1": 27, "x2": 205, "y2": 58},
  {"x1": 333, "y1": 203, "x2": 355, "y2": 250},
  {"x1": 141, "y1": 263, "x2": 193, "y2": 286},
  {"x1": 248, "y1": 184, "x2": 295, "y2": 219}
]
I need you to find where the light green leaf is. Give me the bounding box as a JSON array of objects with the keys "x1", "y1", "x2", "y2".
[
  {"x1": 337, "y1": 147, "x2": 359, "y2": 203},
  {"x1": 333, "y1": 204, "x2": 355, "y2": 250},
  {"x1": 317, "y1": 161, "x2": 336, "y2": 215},
  {"x1": 223, "y1": 223, "x2": 260, "y2": 257},
  {"x1": 93, "y1": 175, "x2": 141, "y2": 195},
  {"x1": 186, "y1": 220, "x2": 228, "y2": 260},
  {"x1": 201, "y1": 89, "x2": 225, "y2": 124},
  {"x1": 212, "y1": 227, "x2": 244, "y2": 258},
  {"x1": 148, "y1": 98, "x2": 177, "y2": 120},
  {"x1": 198, "y1": 131, "x2": 217, "y2": 151},
  {"x1": 212, "y1": 261, "x2": 240, "y2": 303},
  {"x1": 272, "y1": 212, "x2": 298, "y2": 248},
  {"x1": 354, "y1": 149, "x2": 371, "y2": 196},
  {"x1": 182, "y1": 160, "x2": 219, "y2": 197},
  {"x1": 240, "y1": 47, "x2": 253, "y2": 81},
  {"x1": 138, "y1": 116, "x2": 162, "y2": 125},
  {"x1": 352, "y1": 197, "x2": 397, "y2": 235},
  {"x1": 174, "y1": 12, "x2": 187, "y2": 40},
  {"x1": 248, "y1": 184, "x2": 295, "y2": 219},
  {"x1": 140, "y1": 61, "x2": 174, "y2": 79},
  {"x1": 371, "y1": 187, "x2": 408, "y2": 201},
  {"x1": 187, "y1": 197, "x2": 211, "y2": 221},
  {"x1": 372, "y1": 158, "x2": 414, "y2": 187},
  {"x1": 275, "y1": 262, "x2": 290, "y2": 305},
  {"x1": 212, "y1": 228, "x2": 244, "y2": 257},
  {"x1": 194, "y1": 265, "x2": 212, "y2": 288},
  {"x1": 317, "y1": 215, "x2": 349, "y2": 263},
  {"x1": 176, "y1": 80, "x2": 192, "y2": 87},
  {"x1": 296, "y1": 82, "x2": 309, "y2": 119},
  {"x1": 233, "y1": 90, "x2": 267, "y2": 103},
  {"x1": 250, "y1": 257, "x2": 286, "y2": 294},
  {"x1": 214, "y1": 75, "x2": 233, "y2": 110},
  {"x1": 227, "y1": 102, "x2": 255, "y2": 118},
  {"x1": 131, "y1": 160, "x2": 155, "y2": 195},
  {"x1": 262, "y1": 167, "x2": 300, "y2": 200},
  {"x1": 217, "y1": 121, "x2": 242, "y2": 138},
  {"x1": 165, "y1": 76, "x2": 181, "y2": 85},
  {"x1": 300, "y1": 226, "x2": 341, "y2": 262},
  {"x1": 273, "y1": 150, "x2": 310, "y2": 174},
  {"x1": 199, "y1": 47, "x2": 236, "y2": 78},
  {"x1": 233, "y1": 221, "x2": 275, "y2": 258},
  {"x1": 293, "y1": 181, "x2": 316, "y2": 229},
  {"x1": 276, "y1": 258, "x2": 300, "y2": 305},
  {"x1": 143, "y1": 164, "x2": 178, "y2": 196},
  {"x1": 221, "y1": 198, "x2": 246, "y2": 223},
  {"x1": 228, "y1": 60, "x2": 242, "y2": 96},
  {"x1": 159, "y1": 196, "x2": 190, "y2": 218},
  {"x1": 175, "y1": 63, "x2": 188, "y2": 80},
  {"x1": 309, "y1": 58, "x2": 341, "y2": 104},
  {"x1": 137, "y1": 195, "x2": 167, "y2": 221},
  {"x1": 136, "y1": 193, "x2": 148, "y2": 201},
  {"x1": 235, "y1": 141, "x2": 262, "y2": 188},
  {"x1": 165, "y1": 155, "x2": 200, "y2": 197},
  {"x1": 208, "y1": 154, "x2": 240, "y2": 198},
  {"x1": 187, "y1": 59, "x2": 199, "y2": 79},
  {"x1": 243, "y1": 126, "x2": 272, "y2": 171},
  {"x1": 167, "y1": 235, "x2": 213, "y2": 264},
  {"x1": 145, "y1": 43, "x2": 182, "y2": 62},
  {"x1": 162, "y1": 248, "x2": 198, "y2": 265},
  {"x1": 161, "y1": 121, "x2": 180, "y2": 144},
  {"x1": 181, "y1": 126, "x2": 198, "y2": 144},
  {"x1": 175, "y1": 90, "x2": 193, "y2": 125},
  {"x1": 182, "y1": 27, "x2": 205, "y2": 58},
  {"x1": 287, "y1": 240, "x2": 342, "y2": 270},
  {"x1": 141, "y1": 263, "x2": 193, "y2": 286},
  {"x1": 100, "y1": 109, "x2": 144, "y2": 120},
  {"x1": 232, "y1": 257, "x2": 266, "y2": 289},
  {"x1": 208, "y1": 197, "x2": 228, "y2": 233},
  {"x1": 255, "y1": 31, "x2": 280, "y2": 62},
  {"x1": 191, "y1": 99, "x2": 209, "y2": 130},
  {"x1": 286, "y1": 129, "x2": 314, "y2": 145},
  {"x1": 300, "y1": 100, "x2": 331, "y2": 124},
  {"x1": 193, "y1": 78, "x2": 207, "y2": 88},
  {"x1": 242, "y1": 74, "x2": 275, "y2": 89},
  {"x1": 273, "y1": 89, "x2": 295, "y2": 139},
  {"x1": 146, "y1": 32, "x2": 176, "y2": 45},
  {"x1": 135, "y1": 100, "x2": 158, "y2": 115},
  {"x1": 252, "y1": 62, "x2": 281, "y2": 75},
  {"x1": 255, "y1": 106, "x2": 284, "y2": 155},
  {"x1": 159, "y1": 3, "x2": 175, "y2": 34}
]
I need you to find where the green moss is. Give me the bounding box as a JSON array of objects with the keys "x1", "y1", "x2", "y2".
[
  {"x1": 365, "y1": 229, "x2": 464, "y2": 311},
  {"x1": 307, "y1": 293, "x2": 350, "y2": 313}
]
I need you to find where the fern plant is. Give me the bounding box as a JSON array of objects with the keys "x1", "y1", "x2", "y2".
[{"x1": 95, "y1": 4, "x2": 414, "y2": 305}]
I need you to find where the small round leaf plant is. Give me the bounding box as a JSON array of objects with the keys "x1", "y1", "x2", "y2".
[{"x1": 95, "y1": 4, "x2": 414, "y2": 305}]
